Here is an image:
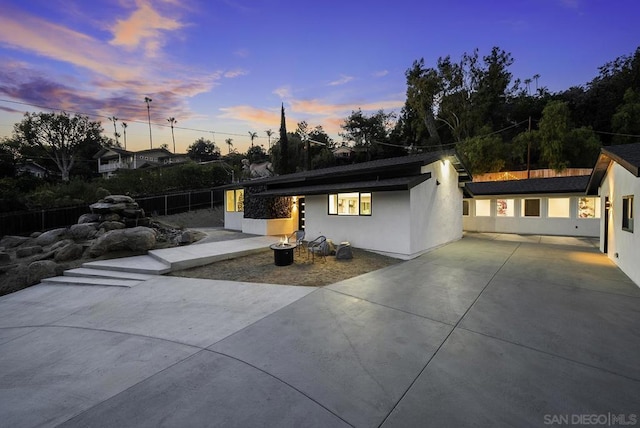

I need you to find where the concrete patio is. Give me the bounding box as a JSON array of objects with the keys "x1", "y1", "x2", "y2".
[{"x1": 0, "y1": 233, "x2": 638, "y2": 427}]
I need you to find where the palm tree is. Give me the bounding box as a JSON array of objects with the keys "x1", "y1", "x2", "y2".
[
  {"x1": 167, "y1": 117, "x2": 177, "y2": 153},
  {"x1": 265, "y1": 129, "x2": 273, "y2": 150},
  {"x1": 144, "y1": 96, "x2": 153, "y2": 148},
  {"x1": 109, "y1": 116, "x2": 119, "y2": 145},
  {"x1": 121, "y1": 122, "x2": 128, "y2": 150},
  {"x1": 248, "y1": 131, "x2": 258, "y2": 148},
  {"x1": 225, "y1": 138, "x2": 233, "y2": 154},
  {"x1": 524, "y1": 78, "x2": 532, "y2": 95},
  {"x1": 533, "y1": 74, "x2": 541, "y2": 92}
]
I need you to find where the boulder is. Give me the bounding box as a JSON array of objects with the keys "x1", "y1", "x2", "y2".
[
  {"x1": 123, "y1": 217, "x2": 151, "y2": 228},
  {"x1": 90, "y1": 202, "x2": 127, "y2": 213},
  {"x1": 54, "y1": 243, "x2": 84, "y2": 262},
  {"x1": 51, "y1": 239, "x2": 74, "y2": 251},
  {"x1": 27, "y1": 260, "x2": 60, "y2": 285},
  {"x1": 0, "y1": 235, "x2": 30, "y2": 248},
  {"x1": 101, "y1": 213, "x2": 121, "y2": 222},
  {"x1": 122, "y1": 207, "x2": 144, "y2": 218},
  {"x1": 78, "y1": 213, "x2": 100, "y2": 224},
  {"x1": 35, "y1": 228, "x2": 68, "y2": 246},
  {"x1": 88, "y1": 226, "x2": 157, "y2": 257},
  {"x1": 69, "y1": 223, "x2": 99, "y2": 240},
  {"x1": 103, "y1": 195, "x2": 135, "y2": 204},
  {"x1": 98, "y1": 221, "x2": 126, "y2": 231},
  {"x1": 16, "y1": 246, "x2": 44, "y2": 258},
  {"x1": 30, "y1": 231, "x2": 42, "y2": 238},
  {"x1": 0, "y1": 251, "x2": 11, "y2": 264}
]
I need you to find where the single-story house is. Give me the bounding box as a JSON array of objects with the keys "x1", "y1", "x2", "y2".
[
  {"x1": 587, "y1": 142, "x2": 640, "y2": 286},
  {"x1": 223, "y1": 150, "x2": 472, "y2": 259},
  {"x1": 463, "y1": 175, "x2": 600, "y2": 237},
  {"x1": 94, "y1": 147, "x2": 189, "y2": 178},
  {"x1": 16, "y1": 161, "x2": 52, "y2": 178}
]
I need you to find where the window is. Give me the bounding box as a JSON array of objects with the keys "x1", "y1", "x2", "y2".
[
  {"x1": 522, "y1": 198, "x2": 540, "y2": 217},
  {"x1": 496, "y1": 199, "x2": 514, "y2": 217},
  {"x1": 226, "y1": 189, "x2": 244, "y2": 212},
  {"x1": 578, "y1": 197, "x2": 600, "y2": 219},
  {"x1": 462, "y1": 200, "x2": 470, "y2": 216},
  {"x1": 476, "y1": 200, "x2": 491, "y2": 217},
  {"x1": 548, "y1": 198, "x2": 570, "y2": 218},
  {"x1": 328, "y1": 192, "x2": 372, "y2": 216},
  {"x1": 622, "y1": 195, "x2": 634, "y2": 232}
]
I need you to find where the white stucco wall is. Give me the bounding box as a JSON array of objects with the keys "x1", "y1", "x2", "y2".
[
  {"x1": 410, "y1": 160, "x2": 463, "y2": 256},
  {"x1": 224, "y1": 211, "x2": 243, "y2": 231},
  {"x1": 599, "y1": 163, "x2": 640, "y2": 287},
  {"x1": 462, "y1": 194, "x2": 600, "y2": 237},
  {"x1": 242, "y1": 217, "x2": 295, "y2": 236}
]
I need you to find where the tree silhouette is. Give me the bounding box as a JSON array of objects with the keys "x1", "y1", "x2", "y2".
[
  {"x1": 121, "y1": 122, "x2": 128, "y2": 149},
  {"x1": 144, "y1": 96, "x2": 153, "y2": 148},
  {"x1": 265, "y1": 129, "x2": 273, "y2": 149},
  {"x1": 167, "y1": 117, "x2": 177, "y2": 153},
  {"x1": 225, "y1": 138, "x2": 234, "y2": 154},
  {"x1": 248, "y1": 131, "x2": 258, "y2": 148}
]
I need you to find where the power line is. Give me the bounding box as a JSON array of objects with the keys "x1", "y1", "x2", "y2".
[{"x1": 0, "y1": 98, "x2": 268, "y2": 140}]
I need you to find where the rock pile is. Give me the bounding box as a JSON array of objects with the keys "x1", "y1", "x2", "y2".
[{"x1": 0, "y1": 194, "x2": 204, "y2": 296}]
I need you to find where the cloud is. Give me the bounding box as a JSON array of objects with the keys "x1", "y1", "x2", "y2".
[
  {"x1": 224, "y1": 69, "x2": 249, "y2": 78},
  {"x1": 328, "y1": 75, "x2": 355, "y2": 86},
  {"x1": 273, "y1": 86, "x2": 292, "y2": 99},
  {"x1": 234, "y1": 48, "x2": 250, "y2": 58},
  {"x1": 110, "y1": 0, "x2": 184, "y2": 58},
  {"x1": 373, "y1": 70, "x2": 389, "y2": 78},
  {"x1": 219, "y1": 105, "x2": 280, "y2": 126}
]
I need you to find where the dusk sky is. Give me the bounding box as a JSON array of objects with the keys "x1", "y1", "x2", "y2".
[{"x1": 0, "y1": 0, "x2": 638, "y2": 154}]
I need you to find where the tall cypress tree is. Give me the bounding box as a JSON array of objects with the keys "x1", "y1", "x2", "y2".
[{"x1": 279, "y1": 103, "x2": 289, "y2": 174}]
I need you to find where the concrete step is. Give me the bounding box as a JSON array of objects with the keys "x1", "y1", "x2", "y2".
[
  {"x1": 41, "y1": 276, "x2": 141, "y2": 288},
  {"x1": 64, "y1": 268, "x2": 158, "y2": 281},
  {"x1": 82, "y1": 255, "x2": 171, "y2": 275}
]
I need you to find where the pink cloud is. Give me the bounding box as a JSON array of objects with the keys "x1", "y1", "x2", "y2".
[
  {"x1": 328, "y1": 75, "x2": 355, "y2": 86},
  {"x1": 224, "y1": 69, "x2": 249, "y2": 78}
]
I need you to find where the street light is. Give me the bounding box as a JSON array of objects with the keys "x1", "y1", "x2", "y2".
[{"x1": 144, "y1": 97, "x2": 153, "y2": 149}]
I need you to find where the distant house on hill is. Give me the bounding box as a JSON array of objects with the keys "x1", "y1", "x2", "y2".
[
  {"x1": 94, "y1": 147, "x2": 189, "y2": 178},
  {"x1": 16, "y1": 161, "x2": 52, "y2": 178}
]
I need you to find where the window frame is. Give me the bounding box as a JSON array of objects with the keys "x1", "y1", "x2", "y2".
[
  {"x1": 328, "y1": 192, "x2": 372, "y2": 216},
  {"x1": 547, "y1": 197, "x2": 571, "y2": 218},
  {"x1": 496, "y1": 198, "x2": 515, "y2": 217},
  {"x1": 462, "y1": 200, "x2": 470, "y2": 216},
  {"x1": 475, "y1": 199, "x2": 491, "y2": 217},
  {"x1": 577, "y1": 197, "x2": 600, "y2": 219},
  {"x1": 226, "y1": 189, "x2": 244, "y2": 212},
  {"x1": 522, "y1": 198, "x2": 541, "y2": 217},
  {"x1": 622, "y1": 195, "x2": 634, "y2": 232}
]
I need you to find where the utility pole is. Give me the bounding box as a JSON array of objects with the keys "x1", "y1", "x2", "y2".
[
  {"x1": 527, "y1": 116, "x2": 532, "y2": 179},
  {"x1": 144, "y1": 97, "x2": 153, "y2": 149}
]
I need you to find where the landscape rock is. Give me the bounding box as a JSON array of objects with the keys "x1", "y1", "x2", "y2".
[
  {"x1": 88, "y1": 226, "x2": 157, "y2": 257},
  {"x1": 16, "y1": 246, "x2": 44, "y2": 258},
  {"x1": 35, "y1": 228, "x2": 68, "y2": 246},
  {"x1": 0, "y1": 235, "x2": 30, "y2": 249},
  {"x1": 51, "y1": 239, "x2": 74, "y2": 251},
  {"x1": 78, "y1": 213, "x2": 100, "y2": 224},
  {"x1": 101, "y1": 213, "x2": 121, "y2": 222},
  {"x1": 30, "y1": 231, "x2": 42, "y2": 238},
  {"x1": 69, "y1": 223, "x2": 99, "y2": 240},
  {"x1": 0, "y1": 252, "x2": 11, "y2": 264},
  {"x1": 103, "y1": 195, "x2": 135, "y2": 204},
  {"x1": 27, "y1": 260, "x2": 60, "y2": 286},
  {"x1": 54, "y1": 243, "x2": 84, "y2": 262},
  {"x1": 99, "y1": 221, "x2": 126, "y2": 231},
  {"x1": 90, "y1": 202, "x2": 127, "y2": 213}
]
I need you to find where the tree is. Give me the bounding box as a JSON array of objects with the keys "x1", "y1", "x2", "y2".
[
  {"x1": 340, "y1": 109, "x2": 396, "y2": 161},
  {"x1": 612, "y1": 88, "x2": 640, "y2": 144},
  {"x1": 277, "y1": 104, "x2": 289, "y2": 174},
  {"x1": 187, "y1": 138, "x2": 220, "y2": 162},
  {"x1": 14, "y1": 111, "x2": 103, "y2": 181},
  {"x1": 246, "y1": 145, "x2": 267, "y2": 163},
  {"x1": 458, "y1": 126, "x2": 506, "y2": 174},
  {"x1": 225, "y1": 138, "x2": 234, "y2": 154},
  {"x1": 265, "y1": 129, "x2": 274, "y2": 149},
  {"x1": 0, "y1": 138, "x2": 19, "y2": 178},
  {"x1": 248, "y1": 131, "x2": 258, "y2": 148},
  {"x1": 167, "y1": 117, "x2": 177, "y2": 153}
]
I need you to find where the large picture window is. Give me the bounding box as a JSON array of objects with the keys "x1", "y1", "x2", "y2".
[
  {"x1": 496, "y1": 199, "x2": 515, "y2": 217},
  {"x1": 578, "y1": 197, "x2": 600, "y2": 219},
  {"x1": 522, "y1": 198, "x2": 540, "y2": 217},
  {"x1": 328, "y1": 192, "x2": 372, "y2": 216},
  {"x1": 622, "y1": 195, "x2": 634, "y2": 232},
  {"x1": 226, "y1": 189, "x2": 244, "y2": 212},
  {"x1": 548, "y1": 198, "x2": 570, "y2": 218},
  {"x1": 476, "y1": 200, "x2": 491, "y2": 217}
]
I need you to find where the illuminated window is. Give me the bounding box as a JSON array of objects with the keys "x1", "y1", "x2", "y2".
[
  {"x1": 462, "y1": 200, "x2": 470, "y2": 216},
  {"x1": 578, "y1": 197, "x2": 600, "y2": 219},
  {"x1": 496, "y1": 199, "x2": 514, "y2": 217},
  {"x1": 476, "y1": 200, "x2": 491, "y2": 217},
  {"x1": 226, "y1": 189, "x2": 244, "y2": 212},
  {"x1": 622, "y1": 195, "x2": 634, "y2": 232},
  {"x1": 522, "y1": 198, "x2": 540, "y2": 217},
  {"x1": 548, "y1": 198, "x2": 570, "y2": 218},
  {"x1": 328, "y1": 192, "x2": 371, "y2": 216}
]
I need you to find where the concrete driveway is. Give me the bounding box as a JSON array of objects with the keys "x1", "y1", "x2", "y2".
[{"x1": 1, "y1": 234, "x2": 639, "y2": 427}]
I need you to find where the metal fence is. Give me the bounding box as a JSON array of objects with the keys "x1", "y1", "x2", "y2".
[{"x1": 0, "y1": 189, "x2": 224, "y2": 237}]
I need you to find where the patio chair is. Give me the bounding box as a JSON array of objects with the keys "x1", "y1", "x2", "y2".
[
  {"x1": 289, "y1": 230, "x2": 305, "y2": 255},
  {"x1": 307, "y1": 235, "x2": 327, "y2": 263}
]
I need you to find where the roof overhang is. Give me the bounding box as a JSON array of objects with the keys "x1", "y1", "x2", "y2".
[{"x1": 252, "y1": 174, "x2": 432, "y2": 197}]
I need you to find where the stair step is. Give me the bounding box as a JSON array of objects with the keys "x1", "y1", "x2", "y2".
[
  {"x1": 64, "y1": 268, "x2": 158, "y2": 281},
  {"x1": 41, "y1": 276, "x2": 141, "y2": 288},
  {"x1": 82, "y1": 255, "x2": 171, "y2": 275}
]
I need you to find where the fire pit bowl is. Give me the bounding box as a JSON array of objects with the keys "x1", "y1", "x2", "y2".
[{"x1": 269, "y1": 242, "x2": 297, "y2": 266}]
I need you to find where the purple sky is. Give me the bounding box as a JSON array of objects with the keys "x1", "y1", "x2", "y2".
[{"x1": 0, "y1": 0, "x2": 638, "y2": 153}]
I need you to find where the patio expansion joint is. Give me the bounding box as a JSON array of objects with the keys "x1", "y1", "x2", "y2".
[
  {"x1": 202, "y1": 348, "x2": 355, "y2": 428},
  {"x1": 377, "y1": 242, "x2": 523, "y2": 428},
  {"x1": 456, "y1": 326, "x2": 640, "y2": 384}
]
